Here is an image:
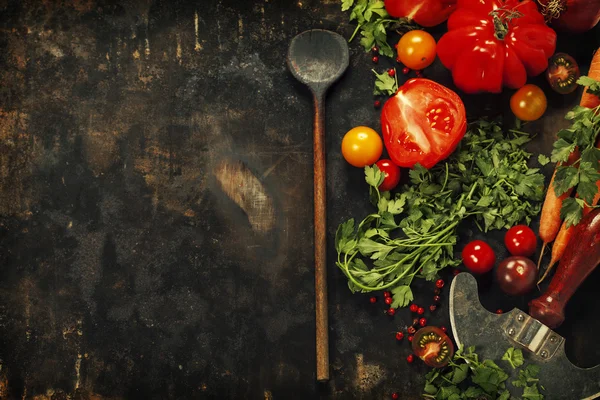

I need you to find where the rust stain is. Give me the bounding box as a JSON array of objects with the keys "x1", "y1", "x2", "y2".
[
  {"x1": 82, "y1": 130, "x2": 119, "y2": 176},
  {"x1": 213, "y1": 159, "x2": 275, "y2": 233},
  {"x1": 353, "y1": 353, "x2": 386, "y2": 392},
  {"x1": 0, "y1": 109, "x2": 35, "y2": 218}
]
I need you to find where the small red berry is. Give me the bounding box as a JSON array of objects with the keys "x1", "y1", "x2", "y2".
[
  {"x1": 434, "y1": 288, "x2": 441, "y2": 295},
  {"x1": 429, "y1": 304, "x2": 437, "y2": 312},
  {"x1": 419, "y1": 317, "x2": 427, "y2": 327},
  {"x1": 415, "y1": 70, "x2": 423, "y2": 77},
  {"x1": 372, "y1": 46, "x2": 379, "y2": 54},
  {"x1": 409, "y1": 304, "x2": 418, "y2": 313},
  {"x1": 395, "y1": 332, "x2": 404, "y2": 341},
  {"x1": 396, "y1": 57, "x2": 402, "y2": 63},
  {"x1": 385, "y1": 297, "x2": 393, "y2": 305},
  {"x1": 408, "y1": 335, "x2": 413, "y2": 342},
  {"x1": 417, "y1": 307, "x2": 425, "y2": 315},
  {"x1": 440, "y1": 326, "x2": 447, "y2": 333},
  {"x1": 407, "y1": 326, "x2": 416, "y2": 335},
  {"x1": 402, "y1": 67, "x2": 410, "y2": 75},
  {"x1": 374, "y1": 100, "x2": 381, "y2": 108},
  {"x1": 392, "y1": 393, "x2": 399, "y2": 400},
  {"x1": 436, "y1": 279, "x2": 445, "y2": 289},
  {"x1": 387, "y1": 308, "x2": 396, "y2": 316},
  {"x1": 372, "y1": 56, "x2": 379, "y2": 63},
  {"x1": 453, "y1": 268, "x2": 461, "y2": 276},
  {"x1": 383, "y1": 291, "x2": 391, "y2": 298},
  {"x1": 406, "y1": 354, "x2": 414, "y2": 363},
  {"x1": 388, "y1": 68, "x2": 395, "y2": 77},
  {"x1": 393, "y1": 43, "x2": 398, "y2": 49},
  {"x1": 433, "y1": 295, "x2": 441, "y2": 303},
  {"x1": 369, "y1": 296, "x2": 377, "y2": 304},
  {"x1": 496, "y1": 309, "x2": 504, "y2": 314}
]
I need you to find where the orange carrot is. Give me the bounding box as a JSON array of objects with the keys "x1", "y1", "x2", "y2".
[
  {"x1": 539, "y1": 184, "x2": 600, "y2": 284},
  {"x1": 580, "y1": 49, "x2": 600, "y2": 109}
]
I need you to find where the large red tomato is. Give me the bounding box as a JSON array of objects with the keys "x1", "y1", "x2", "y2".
[
  {"x1": 436, "y1": 0, "x2": 556, "y2": 94},
  {"x1": 384, "y1": 0, "x2": 457, "y2": 27},
  {"x1": 381, "y1": 78, "x2": 467, "y2": 169}
]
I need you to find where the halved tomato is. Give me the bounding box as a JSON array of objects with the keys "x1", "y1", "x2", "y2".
[
  {"x1": 384, "y1": 0, "x2": 457, "y2": 27},
  {"x1": 412, "y1": 326, "x2": 454, "y2": 368},
  {"x1": 381, "y1": 78, "x2": 467, "y2": 169}
]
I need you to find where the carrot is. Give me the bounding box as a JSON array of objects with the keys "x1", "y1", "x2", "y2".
[
  {"x1": 539, "y1": 184, "x2": 600, "y2": 284},
  {"x1": 580, "y1": 49, "x2": 600, "y2": 109},
  {"x1": 538, "y1": 48, "x2": 600, "y2": 277}
]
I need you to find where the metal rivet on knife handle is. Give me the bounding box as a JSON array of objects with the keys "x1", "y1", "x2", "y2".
[
  {"x1": 541, "y1": 350, "x2": 548, "y2": 358},
  {"x1": 517, "y1": 314, "x2": 524, "y2": 322},
  {"x1": 507, "y1": 328, "x2": 515, "y2": 336}
]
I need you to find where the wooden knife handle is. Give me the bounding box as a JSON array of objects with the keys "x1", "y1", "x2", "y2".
[{"x1": 529, "y1": 207, "x2": 600, "y2": 328}]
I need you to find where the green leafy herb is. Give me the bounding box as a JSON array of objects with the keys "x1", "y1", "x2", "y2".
[
  {"x1": 335, "y1": 120, "x2": 544, "y2": 296},
  {"x1": 424, "y1": 346, "x2": 544, "y2": 399},
  {"x1": 502, "y1": 347, "x2": 524, "y2": 369},
  {"x1": 341, "y1": 0, "x2": 419, "y2": 58},
  {"x1": 537, "y1": 154, "x2": 550, "y2": 166},
  {"x1": 373, "y1": 68, "x2": 398, "y2": 95},
  {"x1": 577, "y1": 75, "x2": 600, "y2": 97}
]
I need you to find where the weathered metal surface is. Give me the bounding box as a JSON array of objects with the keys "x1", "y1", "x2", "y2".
[
  {"x1": 0, "y1": 0, "x2": 599, "y2": 399},
  {"x1": 450, "y1": 273, "x2": 600, "y2": 399}
]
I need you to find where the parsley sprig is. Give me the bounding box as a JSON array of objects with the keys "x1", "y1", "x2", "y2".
[
  {"x1": 373, "y1": 68, "x2": 398, "y2": 95},
  {"x1": 423, "y1": 346, "x2": 544, "y2": 399},
  {"x1": 550, "y1": 76, "x2": 600, "y2": 227},
  {"x1": 335, "y1": 121, "x2": 545, "y2": 301},
  {"x1": 341, "y1": 0, "x2": 419, "y2": 58}
]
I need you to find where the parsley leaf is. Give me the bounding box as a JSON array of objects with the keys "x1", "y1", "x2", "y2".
[
  {"x1": 390, "y1": 285, "x2": 413, "y2": 308},
  {"x1": 341, "y1": 0, "x2": 355, "y2": 11},
  {"x1": 553, "y1": 165, "x2": 579, "y2": 196},
  {"x1": 502, "y1": 347, "x2": 524, "y2": 369},
  {"x1": 365, "y1": 165, "x2": 384, "y2": 187},
  {"x1": 538, "y1": 154, "x2": 550, "y2": 166},
  {"x1": 372, "y1": 68, "x2": 398, "y2": 95},
  {"x1": 577, "y1": 75, "x2": 600, "y2": 97},
  {"x1": 561, "y1": 197, "x2": 585, "y2": 228}
]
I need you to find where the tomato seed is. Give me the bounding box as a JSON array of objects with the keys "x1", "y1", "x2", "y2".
[
  {"x1": 408, "y1": 335, "x2": 414, "y2": 342},
  {"x1": 374, "y1": 100, "x2": 381, "y2": 108},
  {"x1": 395, "y1": 332, "x2": 404, "y2": 341},
  {"x1": 440, "y1": 326, "x2": 447, "y2": 333},
  {"x1": 392, "y1": 393, "x2": 399, "y2": 400},
  {"x1": 407, "y1": 326, "x2": 416, "y2": 335},
  {"x1": 496, "y1": 309, "x2": 504, "y2": 314}
]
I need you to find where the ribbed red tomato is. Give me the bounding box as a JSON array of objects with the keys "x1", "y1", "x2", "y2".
[{"x1": 380, "y1": 78, "x2": 467, "y2": 169}]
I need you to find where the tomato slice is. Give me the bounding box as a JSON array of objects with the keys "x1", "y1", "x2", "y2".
[
  {"x1": 381, "y1": 78, "x2": 467, "y2": 169},
  {"x1": 412, "y1": 326, "x2": 454, "y2": 368}
]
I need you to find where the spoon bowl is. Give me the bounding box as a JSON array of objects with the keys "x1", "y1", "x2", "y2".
[{"x1": 287, "y1": 29, "x2": 349, "y2": 97}]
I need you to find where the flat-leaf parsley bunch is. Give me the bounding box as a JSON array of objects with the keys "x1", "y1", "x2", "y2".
[{"x1": 335, "y1": 120, "x2": 545, "y2": 307}]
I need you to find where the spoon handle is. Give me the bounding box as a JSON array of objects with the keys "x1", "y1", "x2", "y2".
[{"x1": 313, "y1": 94, "x2": 329, "y2": 382}]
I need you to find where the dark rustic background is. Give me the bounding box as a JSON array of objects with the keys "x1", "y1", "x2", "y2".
[{"x1": 1, "y1": 1, "x2": 599, "y2": 399}]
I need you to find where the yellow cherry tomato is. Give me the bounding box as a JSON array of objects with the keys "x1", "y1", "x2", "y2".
[
  {"x1": 341, "y1": 126, "x2": 383, "y2": 167},
  {"x1": 510, "y1": 84, "x2": 547, "y2": 121},
  {"x1": 397, "y1": 30, "x2": 437, "y2": 71}
]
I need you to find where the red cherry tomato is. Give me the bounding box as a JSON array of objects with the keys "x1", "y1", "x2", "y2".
[
  {"x1": 381, "y1": 78, "x2": 467, "y2": 169},
  {"x1": 375, "y1": 159, "x2": 401, "y2": 192},
  {"x1": 504, "y1": 225, "x2": 537, "y2": 257},
  {"x1": 461, "y1": 240, "x2": 496, "y2": 274},
  {"x1": 496, "y1": 256, "x2": 537, "y2": 295},
  {"x1": 412, "y1": 326, "x2": 454, "y2": 368}
]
